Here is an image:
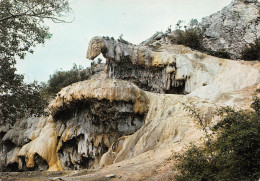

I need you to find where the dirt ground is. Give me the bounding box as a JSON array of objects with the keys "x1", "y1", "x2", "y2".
[{"x1": 0, "y1": 157, "x2": 178, "y2": 181}]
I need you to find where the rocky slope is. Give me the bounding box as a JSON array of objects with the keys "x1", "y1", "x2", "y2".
[
  {"x1": 0, "y1": 41, "x2": 259, "y2": 176},
  {"x1": 201, "y1": 0, "x2": 260, "y2": 59},
  {"x1": 87, "y1": 36, "x2": 259, "y2": 98},
  {"x1": 0, "y1": 0, "x2": 260, "y2": 180}
]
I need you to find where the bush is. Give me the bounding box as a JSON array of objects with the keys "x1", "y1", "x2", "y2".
[
  {"x1": 174, "y1": 96, "x2": 260, "y2": 181},
  {"x1": 174, "y1": 19, "x2": 204, "y2": 51},
  {"x1": 42, "y1": 61, "x2": 103, "y2": 98},
  {"x1": 0, "y1": 60, "x2": 48, "y2": 124},
  {"x1": 205, "y1": 49, "x2": 231, "y2": 59},
  {"x1": 44, "y1": 64, "x2": 91, "y2": 97},
  {"x1": 241, "y1": 38, "x2": 260, "y2": 61},
  {"x1": 173, "y1": 19, "x2": 231, "y2": 59}
]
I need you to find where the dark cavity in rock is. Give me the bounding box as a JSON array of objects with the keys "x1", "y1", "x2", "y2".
[
  {"x1": 107, "y1": 60, "x2": 185, "y2": 94},
  {"x1": 55, "y1": 98, "x2": 145, "y2": 170}
]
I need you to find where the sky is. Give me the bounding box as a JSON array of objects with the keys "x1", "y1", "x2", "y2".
[{"x1": 16, "y1": 0, "x2": 232, "y2": 83}]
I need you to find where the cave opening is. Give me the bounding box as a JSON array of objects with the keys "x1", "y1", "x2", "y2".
[
  {"x1": 107, "y1": 61, "x2": 186, "y2": 95},
  {"x1": 5, "y1": 162, "x2": 19, "y2": 172},
  {"x1": 33, "y1": 153, "x2": 49, "y2": 171},
  {"x1": 0, "y1": 131, "x2": 6, "y2": 140},
  {"x1": 58, "y1": 137, "x2": 97, "y2": 170},
  {"x1": 165, "y1": 81, "x2": 186, "y2": 94},
  {"x1": 3, "y1": 140, "x2": 16, "y2": 153}
]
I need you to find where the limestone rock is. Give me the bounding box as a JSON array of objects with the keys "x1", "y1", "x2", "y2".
[
  {"x1": 87, "y1": 36, "x2": 260, "y2": 99},
  {"x1": 201, "y1": 0, "x2": 260, "y2": 59},
  {"x1": 106, "y1": 174, "x2": 116, "y2": 178},
  {"x1": 1, "y1": 1, "x2": 260, "y2": 174},
  {"x1": 0, "y1": 79, "x2": 149, "y2": 171}
]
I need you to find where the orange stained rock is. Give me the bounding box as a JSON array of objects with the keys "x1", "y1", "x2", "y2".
[
  {"x1": 18, "y1": 116, "x2": 63, "y2": 171},
  {"x1": 49, "y1": 79, "x2": 149, "y2": 117}
]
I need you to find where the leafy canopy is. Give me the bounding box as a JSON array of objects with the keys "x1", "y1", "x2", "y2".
[
  {"x1": 0, "y1": 0, "x2": 71, "y2": 125},
  {"x1": 0, "y1": 0, "x2": 71, "y2": 58}
]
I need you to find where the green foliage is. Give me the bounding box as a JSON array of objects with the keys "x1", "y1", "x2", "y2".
[
  {"x1": 204, "y1": 49, "x2": 231, "y2": 59},
  {"x1": 174, "y1": 19, "x2": 204, "y2": 51},
  {"x1": 175, "y1": 97, "x2": 260, "y2": 181},
  {"x1": 0, "y1": 0, "x2": 71, "y2": 58},
  {"x1": 173, "y1": 19, "x2": 231, "y2": 59},
  {"x1": 241, "y1": 38, "x2": 260, "y2": 61},
  {"x1": 0, "y1": 0, "x2": 71, "y2": 125},
  {"x1": 44, "y1": 62, "x2": 102, "y2": 97},
  {"x1": 0, "y1": 61, "x2": 48, "y2": 125}
]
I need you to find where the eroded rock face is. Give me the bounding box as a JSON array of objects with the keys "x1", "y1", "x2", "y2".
[
  {"x1": 0, "y1": 117, "x2": 44, "y2": 171},
  {"x1": 1, "y1": 0, "x2": 259, "y2": 172},
  {"x1": 87, "y1": 36, "x2": 260, "y2": 98},
  {"x1": 55, "y1": 99, "x2": 144, "y2": 170},
  {"x1": 87, "y1": 37, "x2": 190, "y2": 94},
  {"x1": 0, "y1": 79, "x2": 148, "y2": 171},
  {"x1": 201, "y1": 0, "x2": 260, "y2": 59}
]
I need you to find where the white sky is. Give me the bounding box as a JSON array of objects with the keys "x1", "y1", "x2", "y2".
[{"x1": 16, "y1": 0, "x2": 232, "y2": 83}]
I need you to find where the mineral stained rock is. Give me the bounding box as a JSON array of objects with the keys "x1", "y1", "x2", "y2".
[
  {"x1": 0, "y1": 79, "x2": 149, "y2": 171},
  {"x1": 50, "y1": 79, "x2": 148, "y2": 170},
  {"x1": 1, "y1": 41, "x2": 260, "y2": 174},
  {"x1": 87, "y1": 36, "x2": 260, "y2": 98},
  {"x1": 1, "y1": 0, "x2": 260, "y2": 176}
]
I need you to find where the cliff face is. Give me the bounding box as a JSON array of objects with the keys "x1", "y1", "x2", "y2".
[
  {"x1": 201, "y1": 0, "x2": 260, "y2": 59},
  {"x1": 0, "y1": 1, "x2": 260, "y2": 179}
]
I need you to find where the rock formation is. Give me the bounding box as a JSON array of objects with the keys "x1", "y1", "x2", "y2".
[
  {"x1": 1, "y1": 41, "x2": 259, "y2": 173},
  {"x1": 0, "y1": 79, "x2": 149, "y2": 171},
  {"x1": 87, "y1": 36, "x2": 260, "y2": 98},
  {"x1": 201, "y1": 0, "x2": 260, "y2": 59},
  {"x1": 0, "y1": 1, "x2": 260, "y2": 179}
]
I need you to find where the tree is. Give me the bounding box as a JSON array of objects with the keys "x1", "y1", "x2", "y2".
[
  {"x1": 0, "y1": 0, "x2": 71, "y2": 125},
  {"x1": 45, "y1": 64, "x2": 92, "y2": 97},
  {"x1": 43, "y1": 60, "x2": 104, "y2": 98},
  {"x1": 0, "y1": 0, "x2": 71, "y2": 58}
]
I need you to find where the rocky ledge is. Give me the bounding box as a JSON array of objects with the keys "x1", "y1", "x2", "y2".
[{"x1": 87, "y1": 36, "x2": 260, "y2": 99}]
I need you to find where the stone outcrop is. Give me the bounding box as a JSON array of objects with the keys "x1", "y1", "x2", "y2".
[
  {"x1": 87, "y1": 36, "x2": 187, "y2": 94},
  {"x1": 0, "y1": 0, "x2": 260, "y2": 178},
  {"x1": 1, "y1": 40, "x2": 259, "y2": 174},
  {"x1": 0, "y1": 79, "x2": 149, "y2": 171},
  {"x1": 50, "y1": 79, "x2": 148, "y2": 170},
  {"x1": 201, "y1": 0, "x2": 260, "y2": 59},
  {"x1": 87, "y1": 36, "x2": 260, "y2": 99}
]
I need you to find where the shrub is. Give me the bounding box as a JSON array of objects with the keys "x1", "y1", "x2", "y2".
[
  {"x1": 174, "y1": 96, "x2": 260, "y2": 181},
  {"x1": 205, "y1": 49, "x2": 231, "y2": 59},
  {"x1": 44, "y1": 64, "x2": 91, "y2": 97},
  {"x1": 42, "y1": 61, "x2": 103, "y2": 98},
  {"x1": 173, "y1": 19, "x2": 231, "y2": 59},
  {"x1": 174, "y1": 19, "x2": 204, "y2": 51}
]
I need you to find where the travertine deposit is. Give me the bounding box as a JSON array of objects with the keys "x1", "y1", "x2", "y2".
[
  {"x1": 0, "y1": 79, "x2": 149, "y2": 171},
  {"x1": 87, "y1": 36, "x2": 260, "y2": 99},
  {"x1": 0, "y1": 1, "x2": 259, "y2": 180}
]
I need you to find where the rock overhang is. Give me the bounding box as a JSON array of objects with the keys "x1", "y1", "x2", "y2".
[
  {"x1": 86, "y1": 36, "x2": 260, "y2": 97},
  {"x1": 49, "y1": 78, "x2": 149, "y2": 117}
]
